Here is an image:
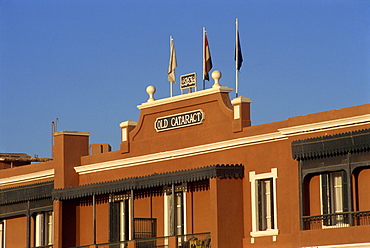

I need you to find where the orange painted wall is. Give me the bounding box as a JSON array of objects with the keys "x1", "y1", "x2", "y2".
[
  {"x1": 151, "y1": 194, "x2": 165, "y2": 237},
  {"x1": 76, "y1": 199, "x2": 94, "y2": 246},
  {"x1": 96, "y1": 199, "x2": 109, "y2": 244},
  {"x1": 210, "y1": 177, "x2": 244, "y2": 248},
  {"x1": 5, "y1": 216, "x2": 27, "y2": 248},
  {"x1": 71, "y1": 197, "x2": 109, "y2": 246},
  {"x1": 356, "y1": 168, "x2": 370, "y2": 211},
  {"x1": 309, "y1": 174, "x2": 321, "y2": 216},
  {"x1": 190, "y1": 181, "x2": 210, "y2": 234},
  {"x1": 134, "y1": 196, "x2": 151, "y2": 218}
]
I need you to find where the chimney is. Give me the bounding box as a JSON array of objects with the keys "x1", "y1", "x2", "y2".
[
  {"x1": 120, "y1": 120, "x2": 137, "y2": 153},
  {"x1": 53, "y1": 131, "x2": 90, "y2": 189},
  {"x1": 231, "y1": 96, "x2": 252, "y2": 132}
]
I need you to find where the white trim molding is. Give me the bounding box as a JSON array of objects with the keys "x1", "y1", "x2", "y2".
[
  {"x1": 53, "y1": 131, "x2": 90, "y2": 136},
  {"x1": 0, "y1": 169, "x2": 54, "y2": 186},
  {"x1": 137, "y1": 86, "x2": 233, "y2": 110},
  {"x1": 249, "y1": 168, "x2": 279, "y2": 241},
  {"x1": 75, "y1": 132, "x2": 285, "y2": 175},
  {"x1": 279, "y1": 114, "x2": 370, "y2": 136}
]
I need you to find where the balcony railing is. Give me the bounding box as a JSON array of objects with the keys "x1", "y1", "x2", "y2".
[
  {"x1": 134, "y1": 218, "x2": 157, "y2": 239},
  {"x1": 177, "y1": 232, "x2": 211, "y2": 248},
  {"x1": 96, "y1": 241, "x2": 128, "y2": 248},
  {"x1": 135, "y1": 236, "x2": 168, "y2": 248},
  {"x1": 71, "y1": 241, "x2": 128, "y2": 248},
  {"x1": 303, "y1": 210, "x2": 370, "y2": 230},
  {"x1": 70, "y1": 233, "x2": 210, "y2": 248}
]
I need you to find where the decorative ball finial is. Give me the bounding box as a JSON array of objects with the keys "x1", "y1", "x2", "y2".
[
  {"x1": 212, "y1": 70, "x2": 222, "y2": 88},
  {"x1": 146, "y1": 85, "x2": 156, "y2": 102}
]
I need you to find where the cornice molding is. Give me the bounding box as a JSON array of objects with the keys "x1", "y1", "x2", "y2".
[
  {"x1": 137, "y1": 86, "x2": 233, "y2": 110},
  {"x1": 0, "y1": 169, "x2": 54, "y2": 187},
  {"x1": 279, "y1": 114, "x2": 370, "y2": 136},
  {"x1": 75, "y1": 132, "x2": 285, "y2": 175},
  {"x1": 54, "y1": 131, "x2": 90, "y2": 136}
]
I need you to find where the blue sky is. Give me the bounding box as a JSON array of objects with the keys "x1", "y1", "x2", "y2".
[{"x1": 1, "y1": 0, "x2": 369, "y2": 158}]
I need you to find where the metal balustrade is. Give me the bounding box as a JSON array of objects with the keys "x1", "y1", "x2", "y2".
[
  {"x1": 135, "y1": 236, "x2": 168, "y2": 248},
  {"x1": 177, "y1": 233, "x2": 211, "y2": 248},
  {"x1": 70, "y1": 232, "x2": 210, "y2": 248},
  {"x1": 303, "y1": 210, "x2": 370, "y2": 230},
  {"x1": 134, "y1": 218, "x2": 157, "y2": 239}
]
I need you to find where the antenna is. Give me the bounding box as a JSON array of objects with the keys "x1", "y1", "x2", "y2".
[{"x1": 51, "y1": 118, "x2": 59, "y2": 158}]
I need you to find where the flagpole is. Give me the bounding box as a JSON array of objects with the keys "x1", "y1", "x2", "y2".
[
  {"x1": 235, "y1": 18, "x2": 239, "y2": 98},
  {"x1": 202, "y1": 27, "x2": 205, "y2": 90},
  {"x1": 170, "y1": 36, "x2": 173, "y2": 97}
]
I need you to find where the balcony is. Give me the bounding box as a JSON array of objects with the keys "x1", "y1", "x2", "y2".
[
  {"x1": 177, "y1": 233, "x2": 211, "y2": 248},
  {"x1": 302, "y1": 210, "x2": 370, "y2": 230},
  {"x1": 71, "y1": 233, "x2": 210, "y2": 248}
]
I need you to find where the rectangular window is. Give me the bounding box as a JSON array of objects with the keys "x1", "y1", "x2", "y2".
[
  {"x1": 321, "y1": 171, "x2": 349, "y2": 226},
  {"x1": 110, "y1": 195, "x2": 130, "y2": 242},
  {"x1": 249, "y1": 169, "x2": 278, "y2": 239},
  {"x1": 0, "y1": 220, "x2": 5, "y2": 248},
  {"x1": 257, "y1": 178, "x2": 274, "y2": 231},
  {"x1": 34, "y1": 211, "x2": 53, "y2": 247},
  {"x1": 164, "y1": 185, "x2": 186, "y2": 237}
]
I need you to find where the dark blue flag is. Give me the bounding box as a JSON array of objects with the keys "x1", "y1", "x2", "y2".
[{"x1": 235, "y1": 31, "x2": 243, "y2": 70}]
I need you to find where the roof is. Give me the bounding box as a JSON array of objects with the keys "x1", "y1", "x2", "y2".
[
  {"x1": 0, "y1": 153, "x2": 52, "y2": 163},
  {"x1": 0, "y1": 181, "x2": 53, "y2": 205},
  {"x1": 291, "y1": 128, "x2": 370, "y2": 160},
  {"x1": 53, "y1": 164, "x2": 244, "y2": 200}
]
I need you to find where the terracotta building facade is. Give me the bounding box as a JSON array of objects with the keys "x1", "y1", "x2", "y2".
[{"x1": 0, "y1": 71, "x2": 369, "y2": 248}]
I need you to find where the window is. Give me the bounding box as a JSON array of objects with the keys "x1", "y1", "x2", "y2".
[
  {"x1": 0, "y1": 220, "x2": 5, "y2": 248},
  {"x1": 249, "y1": 169, "x2": 278, "y2": 240},
  {"x1": 164, "y1": 185, "x2": 186, "y2": 237},
  {"x1": 110, "y1": 194, "x2": 131, "y2": 242},
  {"x1": 321, "y1": 171, "x2": 349, "y2": 226},
  {"x1": 34, "y1": 211, "x2": 53, "y2": 247},
  {"x1": 257, "y1": 178, "x2": 274, "y2": 231}
]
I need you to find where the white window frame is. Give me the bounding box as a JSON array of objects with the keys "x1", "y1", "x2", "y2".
[
  {"x1": 249, "y1": 168, "x2": 278, "y2": 240},
  {"x1": 0, "y1": 220, "x2": 5, "y2": 248},
  {"x1": 164, "y1": 185, "x2": 187, "y2": 237},
  {"x1": 35, "y1": 211, "x2": 53, "y2": 247},
  {"x1": 119, "y1": 199, "x2": 132, "y2": 241},
  {"x1": 110, "y1": 193, "x2": 132, "y2": 242}
]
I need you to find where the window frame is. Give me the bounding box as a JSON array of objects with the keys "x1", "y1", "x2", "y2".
[
  {"x1": 109, "y1": 194, "x2": 132, "y2": 242},
  {"x1": 320, "y1": 170, "x2": 349, "y2": 228},
  {"x1": 164, "y1": 184, "x2": 187, "y2": 237},
  {"x1": 34, "y1": 211, "x2": 53, "y2": 247},
  {"x1": 249, "y1": 168, "x2": 279, "y2": 239},
  {"x1": 0, "y1": 220, "x2": 5, "y2": 248}
]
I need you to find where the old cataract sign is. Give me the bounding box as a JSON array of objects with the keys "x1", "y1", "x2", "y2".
[{"x1": 155, "y1": 110, "x2": 205, "y2": 132}]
